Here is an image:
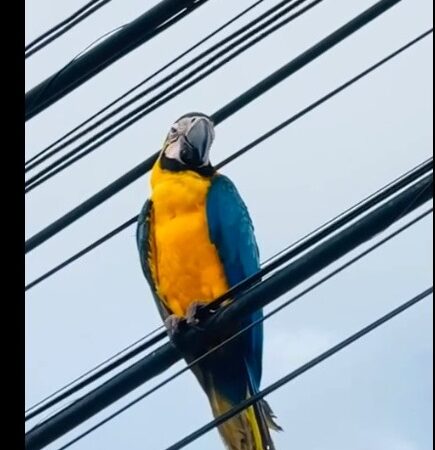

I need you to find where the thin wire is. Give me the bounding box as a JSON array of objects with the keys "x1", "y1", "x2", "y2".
[
  {"x1": 24, "y1": 0, "x2": 320, "y2": 188},
  {"x1": 24, "y1": 26, "x2": 431, "y2": 253},
  {"x1": 165, "y1": 287, "x2": 433, "y2": 450},
  {"x1": 55, "y1": 208, "x2": 433, "y2": 450},
  {"x1": 24, "y1": 181, "x2": 433, "y2": 420},
  {"x1": 25, "y1": 0, "x2": 113, "y2": 59},
  {"x1": 25, "y1": 25, "x2": 127, "y2": 123},
  {"x1": 25, "y1": 0, "x2": 208, "y2": 121},
  {"x1": 25, "y1": 0, "x2": 111, "y2": 53},
  {"x1": 261, "y1": 156, "x2": 433, "y2": 267},
  {"x1": 23, "y1": 0, "x2": 410, "y2": 252},
  {"x1": 24, "y1": 0, "x2": 266, "y2": 169},
  {"x1": 25, "y1": 324, "x2": 165, "y2": 420},
  {"x1": 24, "y1": 28, "x2": 433, "y2": 420},
  {"x1": 25, "y1": 217, "x2": 137, "y2": 291},
  {"x1": 25, "y1": 0, "x2": 314, "y2": 186},
  {"x1": 24, "y1": 29, "x2": 433, "y2": 289}
]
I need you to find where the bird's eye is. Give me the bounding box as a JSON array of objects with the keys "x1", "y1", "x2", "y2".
[{"x1": 167, "y1": 126, "x2": 178, "y2": 141}]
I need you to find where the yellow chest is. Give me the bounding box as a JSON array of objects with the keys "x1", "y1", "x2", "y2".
[{"x1": 149, "y1": 163, "x2": 228, "y2": 316}]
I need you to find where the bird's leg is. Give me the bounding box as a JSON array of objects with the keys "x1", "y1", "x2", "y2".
[
  {"x1": 185, "y1": 301, "x2": 209, "y2": 326},
  {"x1": 164, "y1": 314, "x2": 182, "y2": 336}
]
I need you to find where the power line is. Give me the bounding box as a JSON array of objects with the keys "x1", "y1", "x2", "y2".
[
  {"x1": 25, "y1": 0, "x2": 210, "y2": 120},
  {"x1": 25, "y1": 146, "x2": 433, "y2": 295},
  {"x1": 24, "y1": 29, "x2": 433, "y2": 289},
  {"x1": 25, "y1": 217, "x2": 137, "y2": 291},
  {"x1": 26, "y1": 0, "x2": 208, "y2": 124},
  {"x1": 25, "y1": 4, "x2": 208, "y2": 136},
  {"x1": 26, "y1": 2, "x2": 432, "y2": 446},
  {"x1": 25, "y1": 37, "x2": 432, "y2": 416},
  {"x1": 52, "y1": 209, "x2": 433, "y2": 450},
  {"x1": 24, "y1": 324, "x2": 165, "y2": 421},
  {"x1": 25, "y1": 0, "x2": 322, "y2": 187},
  {"x1": 24, "y1": 158, "x2": 432, "y2": 424},
  {"x1": 52, "y1": 210, "x2": 433, "y2": 450},
  {"x1": 27, "y1": 226, "x2": 313, "y2": 422},
  {"x1": 24, "y1": 173, "x2": 433, "y2": 450},
  {"x1": 24, "y1": 0, "x2": 404, "y2": 253},
  {"x1": 23, "y1": 0, "x2": 266, "y2": 170},
  {"x1": 26, "y1": 0, "x2": 209, "y2": 167},
  {"x1": 25, "y1": 0, "x2": 113, "y2": 59},
  {"x1": 165, "y1": 286, "x2": 433, "y2": 450}
]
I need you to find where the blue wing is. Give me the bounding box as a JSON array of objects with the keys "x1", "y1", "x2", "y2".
[
  {"x1": 206, "y1": 174, "x2": 263, "y2": 392},
  {"x1": 136, "y1": 199, "x2": 171, "y2": 321}
]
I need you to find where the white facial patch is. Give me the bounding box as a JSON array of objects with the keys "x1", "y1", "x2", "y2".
[{"x1": 164, "y1": 139, "x2": 183, "y2": 162}]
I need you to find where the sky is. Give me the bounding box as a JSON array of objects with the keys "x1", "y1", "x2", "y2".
[{"x1": 25, "y1": 1, "x2": 433, "y2": 449}]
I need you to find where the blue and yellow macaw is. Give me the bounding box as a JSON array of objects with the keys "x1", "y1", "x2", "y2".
[{"x1": 136, "y1": 112, "x2": 281, "y2": 450}]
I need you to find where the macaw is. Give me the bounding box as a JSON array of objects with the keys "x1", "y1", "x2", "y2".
[{"x1": 136, "y1": 112, "x2": 281, "y2": 450}]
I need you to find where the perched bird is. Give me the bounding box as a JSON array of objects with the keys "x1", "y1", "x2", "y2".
[{"x1": 136, "y1": 112, "x2": 281, "y2": 450}]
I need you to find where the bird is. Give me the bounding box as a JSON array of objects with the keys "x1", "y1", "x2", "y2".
[{"x1": 136, "y1": 112, "x2": 281, "y2": 450}]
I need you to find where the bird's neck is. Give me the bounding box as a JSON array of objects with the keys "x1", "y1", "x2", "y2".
[
  {"x1": 150, "y1": 158, "x2": 214, "y2": 212},
  {"x1": 158, "y1": 154, "x2": 215, "y2": 177}
]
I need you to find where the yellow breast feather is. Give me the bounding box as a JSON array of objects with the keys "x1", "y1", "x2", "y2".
[{"x1": 149, "y1": 161, "x2": 228, "y2": 316}]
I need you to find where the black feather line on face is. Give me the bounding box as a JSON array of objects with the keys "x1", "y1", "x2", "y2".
[{"x1": 160, "y1": 153, "x2": 215, "y2": 177}]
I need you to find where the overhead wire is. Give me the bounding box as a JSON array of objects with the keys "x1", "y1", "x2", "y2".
[
  {"x1": 24, "y1": 172, "x2": 434, "y2": 449},
  {"x1": 26, "y1": 0, "x2": 432, "y2": 449},
  {"x1": 25, "y1": 0, "x2": 322, "y2": 188},
  {"x1": 24, "y1": 27, "x2": 433, "y2": 420},
  {"x1": 53, "y1": 208, "x2": 433, "y2": 450},
  {"x1": 24, "y1": 0, "x2": 300, "y2": 173},
  {"x1": 25, "y1": 0, "x2": 113, "y2": 58},
  {"x1": 164, "y1": 287, "x2": 433, "y2": 450},
  {"x1": 25, "y1": 162, "x2": 432, "y2": 421},
  {"x1": 24, "y1": 324, "x2": 165, "y2": 421},
  {"x1": 25, "y1": 0, "x2": 209, "y2": 125},
  {"x1": 24, "y1": 0, "x2": 265, "y2": 169},
  {"x1": 25, "y1": 0, "x2": 213, "y2": 120},
  {"x1": 24, "y1": 29, "x2": 433, "y2": 290},
  {"x1": 22, "y1": 1, "x2": 417, "y2": 253}
]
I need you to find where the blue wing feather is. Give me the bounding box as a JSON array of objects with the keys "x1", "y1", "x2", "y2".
[
  {"x1": 136, "y1": 199, "x2": 171, "y2": 320},
  {"x1": 206, "y1": 174, "x2": 263, "y2": 396}
]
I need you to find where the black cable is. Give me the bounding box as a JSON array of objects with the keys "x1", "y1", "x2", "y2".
[
  {"x1": 24, "y1": 174, "x2": 433, "y2": 450},
  {"x1": 165, "y1": 286, "x2": 433, "y2": 450},
  {"x1": 25, "y1": 0, "x2": 210, "y2": 120},
  {"x1": 25, "y1": 217, "x2": 137, "y2": 291},
  {"x1": 25, "y1": 151, "x2": 432, "y2": 294},
  {"x1": 27, "y1": 226, "x2": 311, "y2": 421},
  {"x1": 25, "y1": 324, "x2": 165, "y2": 421},
  {"x1": 25, "y1": 0, "x2": 320, "y2": 187},
  {"x1": 54, "y1": 210, "x2": 433, "y2": 450},
  {"x1": 25, "y1": 164, "x2": 432, "y2": 422},
  {"x1": 24, "y1": 28, "x2": 433, "y2": 277},
  {"x1": 24, "y1": 0, "x2": 266, "y2": 169},
  {"x1": 23, "y1": 0, "x2": 408, "y2": 253},
  {"x1": 25, "y1": 0, "x2": 113, "y2": 59},
  {"x1": 25, "y1": 0, "x2": 208, "y2": 127},
  {"x1": 25, "y1": 0, "x2": 110, "y2": 52}
]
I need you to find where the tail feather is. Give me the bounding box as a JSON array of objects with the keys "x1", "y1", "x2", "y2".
[
  {"x1": 259, "y1": 399, "x2": 283, "y2": 433},
  {"x1": 208, "y1": 387, "x2": 280, "y2": 450}
]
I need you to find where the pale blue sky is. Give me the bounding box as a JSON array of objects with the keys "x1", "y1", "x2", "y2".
[{"x1": 25, "y1": 1, "x2": 433, "y2": 449}]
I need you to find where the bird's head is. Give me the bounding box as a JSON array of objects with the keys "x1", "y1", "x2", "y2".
[{"x1": 159, "y1": 112, "x2": 215, "y2": 175}]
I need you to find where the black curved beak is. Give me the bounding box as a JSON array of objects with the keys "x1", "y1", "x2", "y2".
[{"x1": 180, "y1": 119, "x2": 211, "y2": 166}]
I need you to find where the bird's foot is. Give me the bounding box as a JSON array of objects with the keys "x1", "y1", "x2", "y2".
[
  {"x1": 185, "y1": 301, "x2": 210, "y2": 328},
  {"x1": 164, "y1": 314, "x2": 182, "y2": 337}
]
